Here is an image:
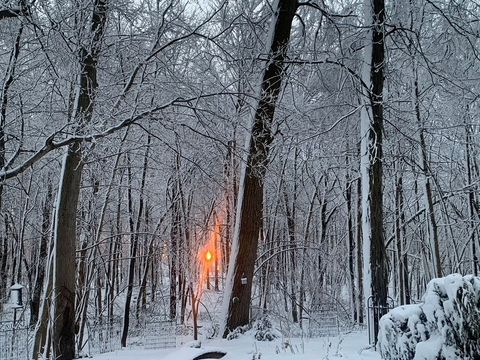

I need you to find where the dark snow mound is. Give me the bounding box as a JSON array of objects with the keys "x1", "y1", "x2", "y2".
[{"x1": 378, "y1": 274, "x2": 480, "y2": 360}]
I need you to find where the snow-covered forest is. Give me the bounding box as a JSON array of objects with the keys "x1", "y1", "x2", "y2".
[{"x1": 0, "y1": 0, "x2": 479, "y2": 359}]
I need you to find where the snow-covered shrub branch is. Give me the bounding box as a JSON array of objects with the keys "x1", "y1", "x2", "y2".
[{"x1": 379, "y1": 274, "x2": 480, "y2": 360}]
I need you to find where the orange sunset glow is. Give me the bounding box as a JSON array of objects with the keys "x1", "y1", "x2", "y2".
[
  {"x1": 205, "y1": 250, "x2": 213, "y2": 262},
  {"x1": 198, "y1": 213, "x2": 223, "y2": 288}
]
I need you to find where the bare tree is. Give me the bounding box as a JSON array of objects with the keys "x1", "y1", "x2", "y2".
[
  {"x1": 222, "y1": 0, "x2": 298, "y2": 336},
  {"x1": 49, "y1": 1, "x2": 107, "y2": 358},
  {"x1": 360, "y1": 0, "x2": 388, "y2": 345}
]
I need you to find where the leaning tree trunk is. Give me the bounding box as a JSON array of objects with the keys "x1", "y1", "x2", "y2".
[
  {"x1": 360, "y1": 0, "x2": 388, "y2": 346},
  {"x1": 51, "y1": 148, "x2": 84, "y2": 360},
  {"x1": 221, "y1": 0, "x2": 297, "y2": 336},
  {"x1": 49, "y1": 1, "x2": 107, "y2": 358}
]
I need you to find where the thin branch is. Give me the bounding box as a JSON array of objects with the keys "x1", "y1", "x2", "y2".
[{"x1": 0, "y1": 92, "x2": 242, "y2": 182}]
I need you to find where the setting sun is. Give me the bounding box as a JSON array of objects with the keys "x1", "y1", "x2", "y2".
[{"x1": 205, "y1": 250, "x2": 213, "y2": 262}]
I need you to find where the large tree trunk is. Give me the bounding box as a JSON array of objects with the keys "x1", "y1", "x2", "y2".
[
  {"x1": 50, "y1": 1, "x2": 107, "y2": 358},
  {"x1": 360, "y1": 0, "x2": 388, "y2": 345},
  {"x1": 221, "y1": 0, "x2": 297, "y2": 336},
  {"x1": 52, "y1": 147, "x2": 84, "y2": 360}
]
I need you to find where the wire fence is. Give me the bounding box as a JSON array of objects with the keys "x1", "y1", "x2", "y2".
[
  {"x1": 0, "y1": 317, "x2": 31, "y2": 360},
  {"x1": 0, "y1": 314, "x2": 177, "y2": 360},
  {"x1": 367, "y1": 296, "x2": 395, "y2": 345},
  {"x1": 85, "y1": 317, "x2": 177, "y2": 356}
]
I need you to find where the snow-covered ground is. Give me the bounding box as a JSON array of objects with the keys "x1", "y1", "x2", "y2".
[{"x1": 93, "y1": 331, "x2": 381, "y2": 360}]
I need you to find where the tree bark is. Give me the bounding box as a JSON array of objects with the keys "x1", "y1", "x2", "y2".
[
  {"x1": 50, "y1": 1, "x2": 107, "y2": 358},
  {"x1": 52, "y1": 147, "x2": 83, "y2": 360},
  {"x1": 222, "y1": 0, "x2": 297, "y2": 336},
  {"x1": 360, "y1": 0, "x2": 388, "y2": 345}
]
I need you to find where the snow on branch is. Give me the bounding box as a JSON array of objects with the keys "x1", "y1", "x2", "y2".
[{"x1": 0, "y1": 92, "x2": 241, "y2": 182}]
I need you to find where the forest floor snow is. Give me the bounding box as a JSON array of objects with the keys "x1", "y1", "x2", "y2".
[{"x1": 92, "y1": 330, "x2": 381, "y2": 360}]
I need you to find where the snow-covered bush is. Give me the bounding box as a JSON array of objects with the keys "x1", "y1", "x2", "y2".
[
  {"x1": 225, "y1": 316, "x2": 281, "y2": 341},
  {"x1": 378, "y1": 304, "x2": 427, "y2": 359},
  {"x1": 378, "y1": 274, "x2": 480, "y2": 360},
  {"x1": 253, "y1": 317, "x2": 281, "y2": 341},
  {"x1": 226, "y1": 324, "x2": 250, "y2": 340}
]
